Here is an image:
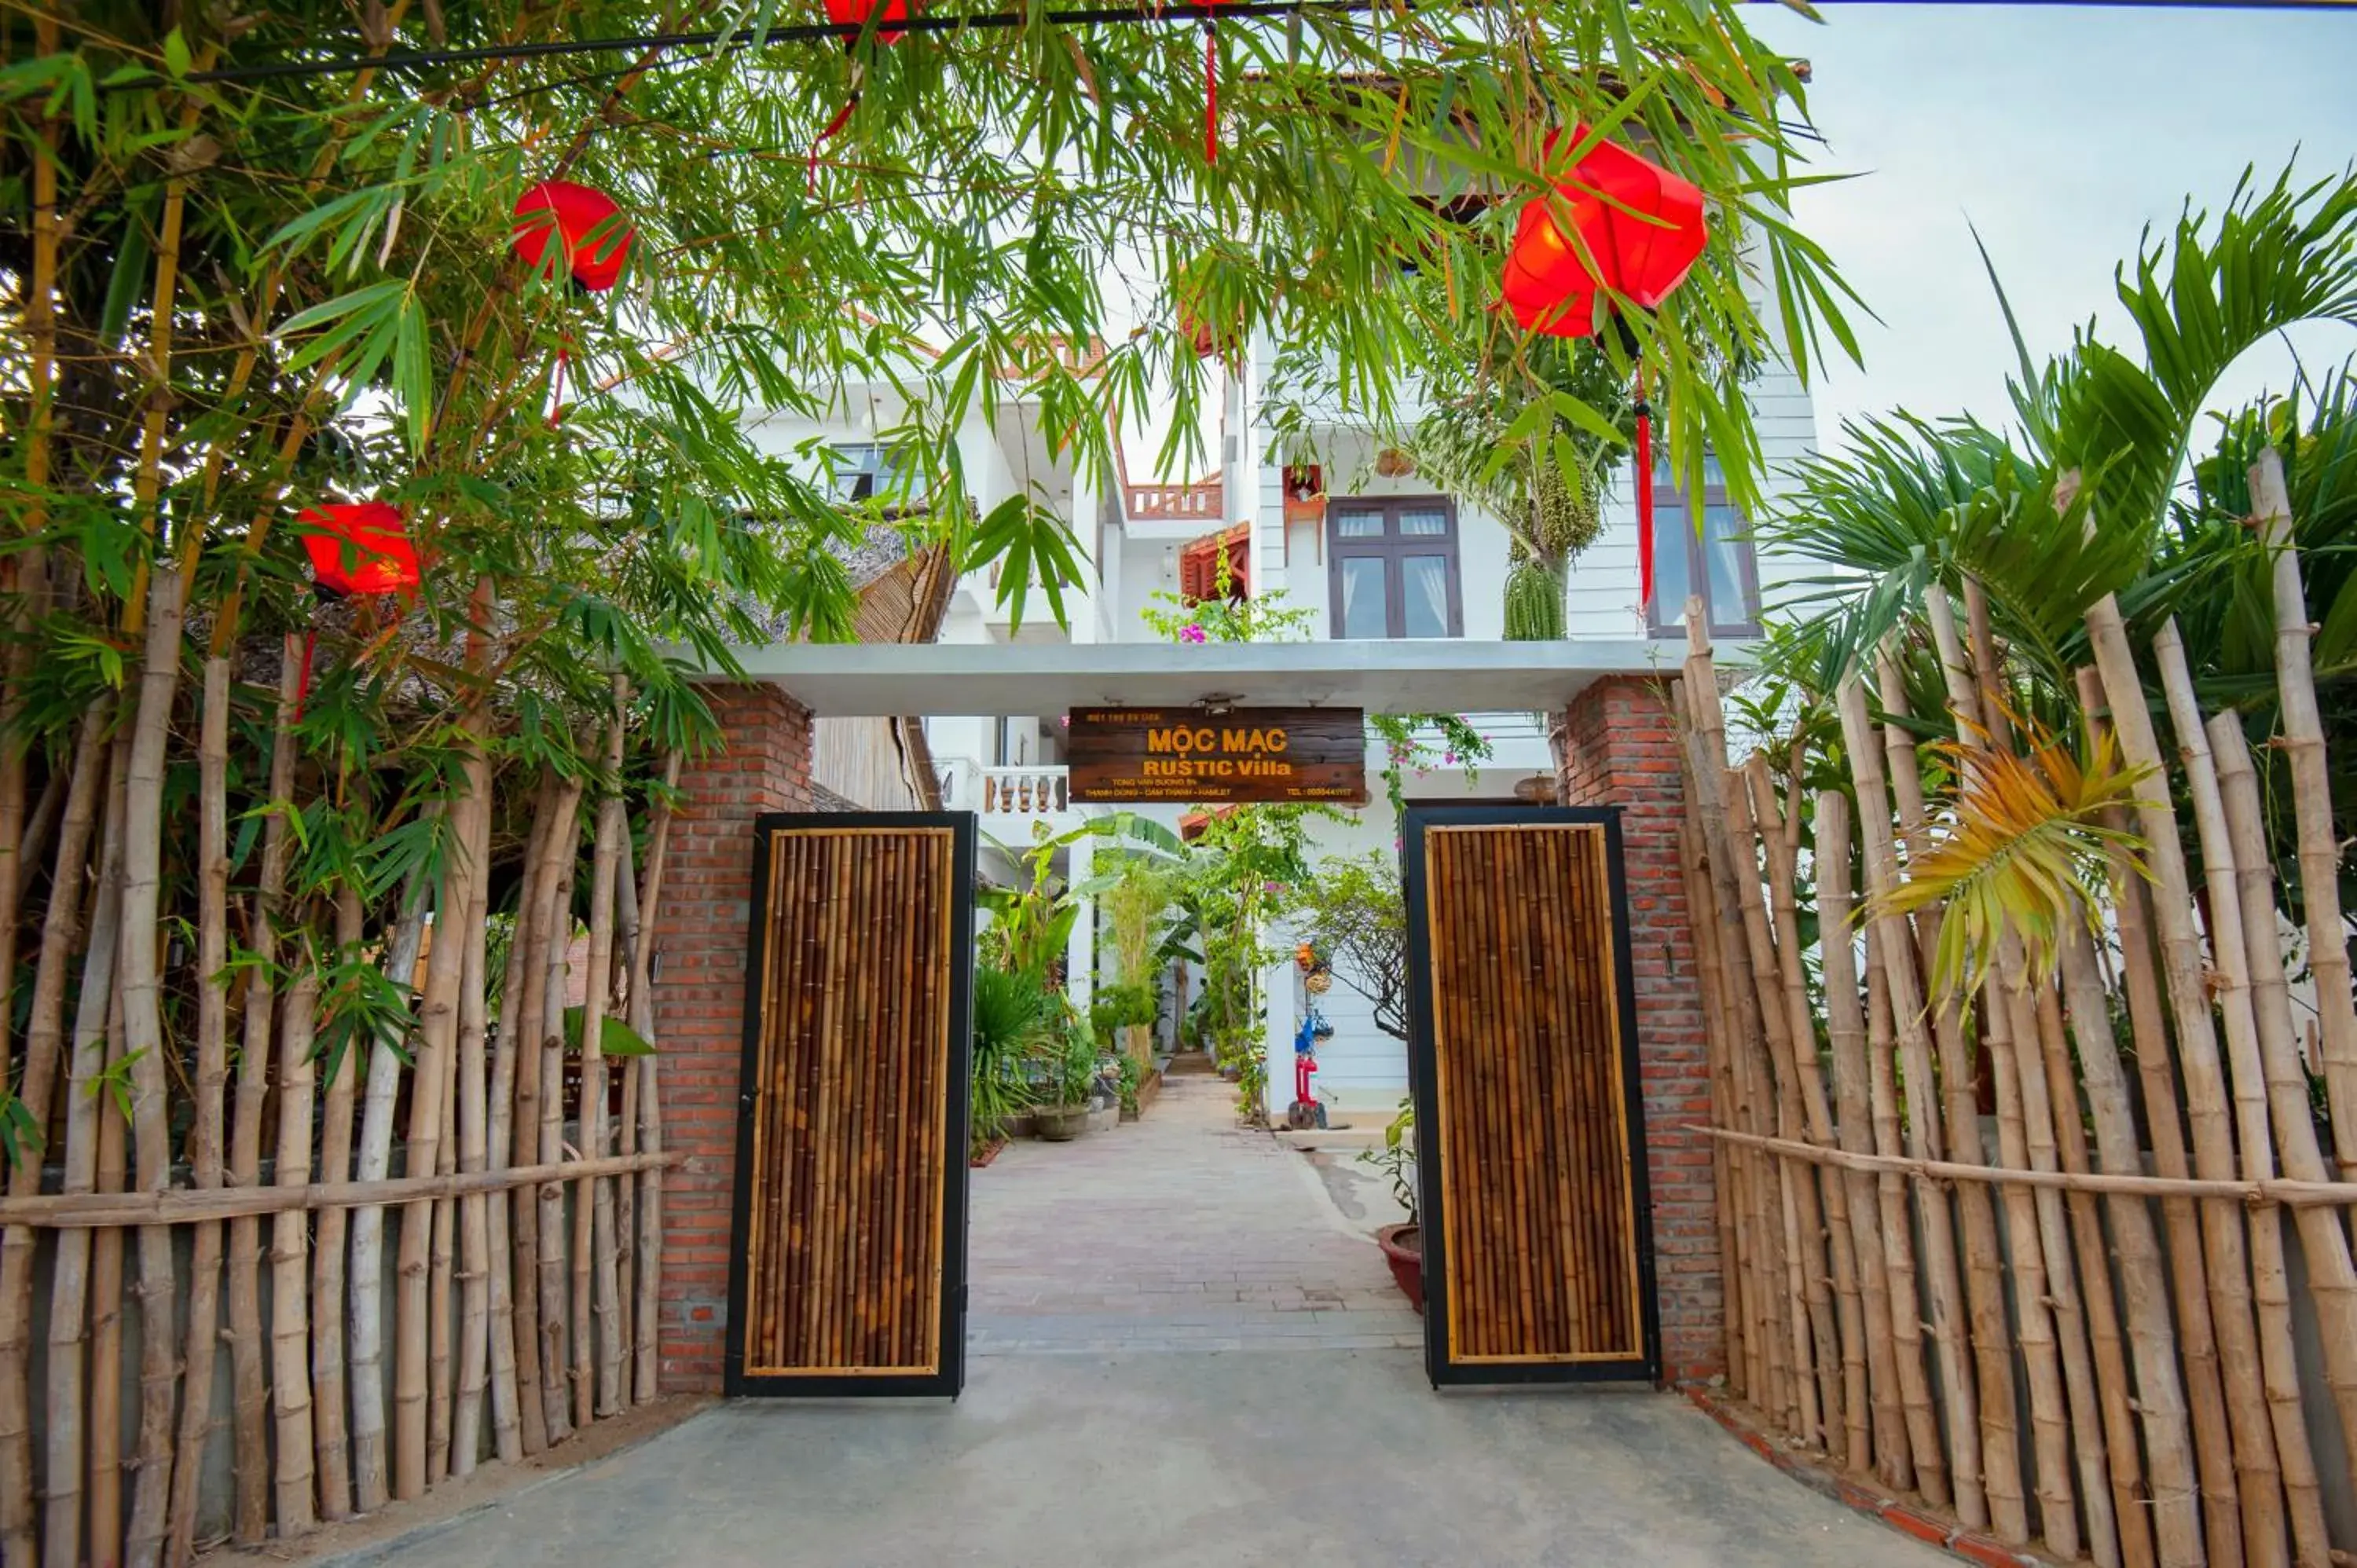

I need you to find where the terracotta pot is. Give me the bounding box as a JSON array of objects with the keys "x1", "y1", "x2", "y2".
[{"x1": 1375, "y1": 1223, "x2": 1424, "y2": 1315}]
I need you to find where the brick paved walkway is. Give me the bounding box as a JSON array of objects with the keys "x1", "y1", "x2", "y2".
[{"x1": 966, "y1": 1075, "x2": 1424, "y2": 1355}]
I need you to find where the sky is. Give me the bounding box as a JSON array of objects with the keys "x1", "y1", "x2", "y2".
[{"x1": 1743, "y1": 2, "x2": 2357, "y2": 449}]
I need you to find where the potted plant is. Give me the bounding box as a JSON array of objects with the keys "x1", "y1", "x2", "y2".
[
  {"x1": 1032, "y1": 1018, "x2": 1100, "y2": 1141},
  {"x1": 1363, "y1": 1097, "x2": 1423, "y2": 1313},
  {"x1": 970, "y1": 964, "x2": 1049, "y2": 1160}
]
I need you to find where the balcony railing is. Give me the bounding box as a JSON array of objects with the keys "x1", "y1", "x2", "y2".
[
  {"x1": 1125, "y1": 481, "x2": 1224, "y2": 522},
  {"x1": 939, "y1": 760, "x2": 1083, "y2": 830}
]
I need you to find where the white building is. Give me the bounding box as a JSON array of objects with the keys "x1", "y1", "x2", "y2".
[{"x1": 761, "y1": 326, "x2": 1817, "y2": 1123}]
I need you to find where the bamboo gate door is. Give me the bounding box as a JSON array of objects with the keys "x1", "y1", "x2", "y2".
[
  {"x1": 1402, "y1": 806, "x2": 1660, "y2": 1387},
  {"x1": 725, "y1": 812, "x2": 976, "y2": 1398}
]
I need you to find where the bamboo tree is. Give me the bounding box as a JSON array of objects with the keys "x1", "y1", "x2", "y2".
[
  {"x1": 226, "y1": 670, "x2": 281, "y2": 1544},
  {"x1": 271, "y1": 969, "x2": 323, "y2": 1537},
  {"x1": 629, "y1": 754, "x2": 680, "y2": 1403},
  {"x1": 583, "y1": 682, "x2": 628, "y2": 1418},
  {"x1": 454, "y1": 753, "x2": 497, "y2": 1475},
  {"x1": 166, "y1": 658, "x2": 234, "y2": 1565},
  {"x1": 49, "y1": 731, "x2": 128, "y2": 1568},
  {"x1": 313, "y1": 885, "x2": 367, "y2": 1522},
  {"x1": 350, "y1": 882, "x2": 431, "y2": 1515},
  {"x1": 505, "y1": 776, "x2": 576, "y2": 1456},
  {"x1": 539, "y1": 835, "x2": 581, "y2": 1444}
]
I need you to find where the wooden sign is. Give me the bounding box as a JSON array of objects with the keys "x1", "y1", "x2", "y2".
[{"x1": 1067, "y1": 707, "x2": 1366, "y2": 805}]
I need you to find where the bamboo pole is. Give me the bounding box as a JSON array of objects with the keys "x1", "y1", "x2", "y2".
[
  {"x1": 539, "y1": 841, "x2": 579, "y2": 1445},
  {"x1": 350, "y1": 882, "x2": 431, "y2": 1515},
  {"x1": 1871, "y1": 632, "x2": 2022, "y2": 1543},
  {"x1": 2215, "y1": 713, "x2": 2357, "y2": 1474},
  {"x1": 224, "y1": 665, "x2": 280, "y2": 1548},
  {"x1": 2077, "y1": 665, "x2": 2242, "y2": 1568},
  {"x1": 612, "y1": 851, "x2": 642, "y2": 1409},
  {"x1": 272, "y1": 973, "x2": 323, "y2": 1537},
  {"x1": 2154, "y1": 621, "x2": 2333, "y2": 1564},
  {"x1": 1860, "y1": 911, "x2": 1946, "y2": 1507},
  {"x1": 486, "y1": 783, "x2": 559, "y2": 1464},
  {"x1": 0, "y1": 703, "x2": 104, "y2": 1566},
  {"x1": 2058, "y1": 917, "x2": 2201, "y2": 1568},
  {"x1": 39, "y1": 720, "x2": 122, "y2": 1568},
  {"x1": 2089, "y1": 593, "x2": 2287, "y2": 1566},
  {"x1": 1835, "y1": 674, "x2": 1985, "y2": 1528},
  {"x1": 1813, "y1": 793, "x2": 1912, "y2": 1493},
  {"x1": 0, "y1": 1151, "x2": 687, "y2": 1229},
  {"x1": 398, "y1": 756, "x2": 485, "y2": 1500},
  {"x1": 430, "y1": 973, "x2": 460, "y2": 1484},
  {"x1": 507, "y1": 776, "x2": 576, "y2": 1456},
  {"x1": 312, "y1": 885, "x2": 366, "y2": 1522},
  {"x1": 2014, "y1": 975, "x2": 2134, "y2": 1568},
  {"x1": 142, "y1": 666, "x2": 223, "y2": 1568},
  {"x1": 2250, "y1": 449, "x2": 2357, "y2": 1181},
  {"x1": 1675, "y1": 625, "x2": 1799, "y2": 1431},
  {"x1": 1928, "y1": 604, "x2": 2086, "y2": 1559},
  {"x1": 1693, "y1": 1129, "x2": 2357, "y2": 1208},
  {"x1": 121, "y1": 566, "x2": 188, "y2": 1568},
  {"x1": 90, "y1": 984, "x2": 128, "y2": 1568},
  {"x1": 454, "y1": 753, "x2": 497, "y2": 1476},
  {"x1": 1677, "y1": 815, "x2": 1750, "y2": 1405},
  {"x1": 1743, "y1": 759, "x2": 1862, "y2": 1465},
  {"x1": 630, "y1": 753, "x2": 679, "y2": 1404},
  {"x1": 1724, "y1": 768, "x2": 1838, "y2": 1449},
  {"x1": 582, "y1": 683, "x2": 626, "y2": 1420}
]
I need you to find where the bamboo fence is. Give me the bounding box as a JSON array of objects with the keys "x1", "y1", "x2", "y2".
[
  {"x1": 0, "y1": 643, "x2": 685, "y2": 1566},
  {"x1": 1676, "y1": 450, "x2": 2357, "y2": 1567}
]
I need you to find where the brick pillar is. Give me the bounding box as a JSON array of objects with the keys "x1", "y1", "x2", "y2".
[
  {"x1": 651, "y1": 683, "x2": 812, "y2": 1392},
  {"x1": 1557, "y1": 675, "x2": 1722, "y2": 1385}
]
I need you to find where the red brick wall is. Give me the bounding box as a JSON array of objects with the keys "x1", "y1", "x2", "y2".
[
  {"x1": 651, "y1": 683, "x2": 812, "y2": 1392},
  {"x1": 1557, "y1": 675, "x2": 1723, "y2": 1385}
]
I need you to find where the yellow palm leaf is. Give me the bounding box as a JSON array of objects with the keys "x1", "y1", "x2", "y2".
[{"x1": 1879, "y1": 709, "x2": 2154, "y2": 1003}]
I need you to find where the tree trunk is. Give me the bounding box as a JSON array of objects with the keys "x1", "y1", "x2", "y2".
[
  {"x1": 539, "y1": 834, "x2": 581, "y2": 1443},
  {"x1": 503, "y1": 775, "x2": 573, "y2": 1458}
]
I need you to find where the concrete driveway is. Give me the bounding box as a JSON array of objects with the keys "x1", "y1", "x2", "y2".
[
  {"x1": 325, "y1": 1078, "x2": 1941, "y2": 1568},
  {"x1": 328, "y1": 1350, "x2": 1943, "y2": 1568}
]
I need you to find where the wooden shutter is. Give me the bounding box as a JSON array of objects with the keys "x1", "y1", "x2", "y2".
[
  {"x1": 726, "y1": 813, "x2": 973, "y2": 1397},
  {"x1": 1403, "y1": 807, "x2": 1658, "y2": 1385}
]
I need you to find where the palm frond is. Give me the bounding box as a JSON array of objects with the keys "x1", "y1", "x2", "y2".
[{"x1": 1879, "y1": 709, "x2": 2156, "y2": 1003}]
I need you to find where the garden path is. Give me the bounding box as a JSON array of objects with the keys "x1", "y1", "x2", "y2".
[{"x1": 966, "y1": 1074, "x2": 1423, "y2": 1354}]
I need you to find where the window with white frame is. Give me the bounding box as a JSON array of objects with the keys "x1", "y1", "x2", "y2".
[
  {"x1": 825, "y1": 443, "x2": 907, "y2": 503},
  {"x1": 1326, "y1": 497, "x2": 1464, "y2": 639},
  {"x1": 1644, "y1": 452, "x2": 1761, "y2": 639}
]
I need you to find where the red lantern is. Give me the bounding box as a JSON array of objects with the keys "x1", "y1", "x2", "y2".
[
  {"x1": 1499, "y1": 130, "x2": 1706, "y2": 620},
  {"x1": 299, "y1": 502, "x2": 420, "y2": 599},
  {"x1": 510, "y1": 179, "x2": 634, "y2": 293},
  {"x1": 825, "y1": 0, "x2": 914, "y2": 42},
  {"x1": 1501, "y1": 129, "x2": 1707, "y2": 338}
]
